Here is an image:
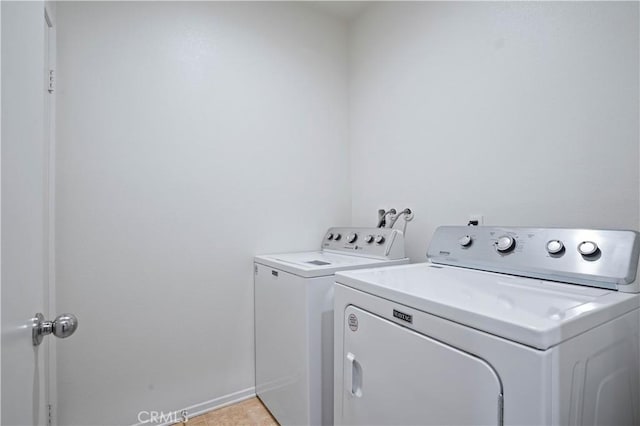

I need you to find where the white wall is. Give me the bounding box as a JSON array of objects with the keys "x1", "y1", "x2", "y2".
[
  {"x1": 349, "y1": 2, "x2": 640, "y2": 261},
  {"x1": 55, "y1": 2, "x2": 349, "y2": 424}
]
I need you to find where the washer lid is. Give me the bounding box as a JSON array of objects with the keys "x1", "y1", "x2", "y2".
[
  {"x1": 335, "y1": 263, "x2": 640, "y2": 350},
  {"x1": 254, "y1": 251, "x2": 407, "y2": 278}
]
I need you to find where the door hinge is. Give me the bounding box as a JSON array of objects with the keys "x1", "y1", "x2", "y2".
[
  {"x1": 48, "y1": 403, "x2": 53, "y2": 426},
  {"x1": 254, "y1": 265, "x2": 258, "y2": 275},
  {"x1": 48, "y1": 69, "x2": 55, "y2": 94}
]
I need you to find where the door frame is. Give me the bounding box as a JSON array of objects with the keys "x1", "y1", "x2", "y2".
[
  {"x1": 0, "y1": 2, "x2": 3, "y2": 419},
  {"x1": 44, "y1": 3, "x2": 57, "y2": 425}
]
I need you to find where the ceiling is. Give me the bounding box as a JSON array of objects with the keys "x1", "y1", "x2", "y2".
[{"x1": 304, "y1": 1, "x2": 370, "y2": 21}]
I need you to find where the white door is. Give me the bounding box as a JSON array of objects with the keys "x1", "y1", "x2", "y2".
[
  {"x1": 1, "y1": 2, "x2": 66, "y2": 425},
  {"x1": 340, "y1": 306, "x2": 503, "y2": 426}
]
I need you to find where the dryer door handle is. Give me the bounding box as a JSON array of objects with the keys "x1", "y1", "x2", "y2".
[{"x1": 346, "y1": 352, "x2": 363, "y2": 397}]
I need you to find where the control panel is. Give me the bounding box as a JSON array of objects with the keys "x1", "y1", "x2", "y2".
[
  {"x1": 427, "y1": 226, "x2": 640, "y2": 292},
  {"x1": 322, "y1": 227, "x2": 406, "y2": 260}
]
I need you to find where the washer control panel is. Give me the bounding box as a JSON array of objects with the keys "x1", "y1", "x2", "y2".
[
  {"x1": 323, "y1": 227, "x2": 406, "y2": 260},
  {"x1": 428, "y1": 226, "x2": 640, "y2": 292}
]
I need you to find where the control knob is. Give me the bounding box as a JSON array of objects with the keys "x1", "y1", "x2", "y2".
[
  {"x1": 334, "y1": 233, "x2": 341, "y2": 241},
  {"x1": 375, "y1": 235, "x2": 385, "y2": 245},
  {"x1": 347, "y1": 233, "x2": 358, "y2": 244},
  {"x1": 365, "y1": 235, "x2": 374, "y2": 244},
  {"x1": 495, "y1": 235, "x2": 516, "y2": 253},
  {"x1": 578, "y1": 241, "x2": 599, "y2": 256},
  {"x1": 326, "y1": 233, "x2": 334, "y2": 241},
  {"x1": 546, "y1": 240, "x2": 564, "y2": 255},
  {"x1": 458, "y1": 235, "x2": 472, "y2": 247}
]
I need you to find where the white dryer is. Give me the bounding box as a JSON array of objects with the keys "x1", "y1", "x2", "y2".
[
  {"x1": 255, "y1": 227, "x2": 409, "y2": 426},
  {"x1": 334, "y1": 226, "x2": 640, "y2": 425}
]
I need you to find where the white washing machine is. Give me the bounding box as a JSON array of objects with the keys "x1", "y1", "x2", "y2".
[
  {"x1": 334, "y1": 226, "x2": 640, "y2": 426},
  {"x1": 255, "y1": 227, "x2": 409, "y2": 426}
]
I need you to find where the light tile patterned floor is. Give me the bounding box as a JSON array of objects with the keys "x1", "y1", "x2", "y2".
[{"x1": 183, "y1": 397, "x2": 278, "y2": 426}]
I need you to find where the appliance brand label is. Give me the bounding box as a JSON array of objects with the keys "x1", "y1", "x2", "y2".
[
  {"x1": 393, "y1": 309, "x2": 412, "y2": 323},
  {"x1": 348, "y1": 313, "x2": 358, "y2": 331}
]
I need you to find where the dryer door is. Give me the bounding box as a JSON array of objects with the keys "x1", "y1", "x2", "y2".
[{"x1": 341, "y1": 306, "x2": 503, "y2": 425}]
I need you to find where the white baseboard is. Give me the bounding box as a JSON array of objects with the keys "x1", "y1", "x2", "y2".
[{"x1": 132, "y1": 387, "x2": 256, "y2": 426}]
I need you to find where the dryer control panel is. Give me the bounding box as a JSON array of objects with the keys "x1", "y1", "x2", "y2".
[
  {"x1": 323, "y1": 227, "x2": 406, "y2": 260},
  {"x1": 427, "y1": 226, "x2": 640, "y2": 292}
]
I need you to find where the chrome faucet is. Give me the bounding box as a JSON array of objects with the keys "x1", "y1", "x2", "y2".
[
  {"x1": 388, "y1": 208, "x2": 412, "y2": 229},
  {"x1": 377, "y1": 209, "x2": 397, "y2": 228}
]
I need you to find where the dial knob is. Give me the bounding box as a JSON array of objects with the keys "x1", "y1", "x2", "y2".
[
  {"x1": 375, "y1": 235, "x2": 385, "y2": 245},
  {"x1": 334, "y1": 233, "x2": 341, "y2": 241},
  {"x1": 458, "y1": 235, "x2": 472, "y2": 247},
  {"x1": 347, "y1": 233, "x2": 358, "y2": 244},
  {"x1": 326, "y1": 233, "x2": 334, "y2": 240},
  {"x1": 496, "y1": 235, "x2": 516, "y2": 252},
  {"x1": 365, "y1": 235, "x2": 374, "y2": 244},
  {"x1": 578, "y1": 241, "x2": 599, "y2": 256},
  {"x1": 546, "y1": 240, "x2": 564, "y2": 255}
]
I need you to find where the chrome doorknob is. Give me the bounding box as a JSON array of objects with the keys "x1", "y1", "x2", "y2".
[{"x1": 32, "y1": 312, "x2": 78, "y2": 346}]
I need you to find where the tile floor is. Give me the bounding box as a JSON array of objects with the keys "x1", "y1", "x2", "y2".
[{"x1": 183, "y1": 397, "x2": 278, "y2": 426}]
